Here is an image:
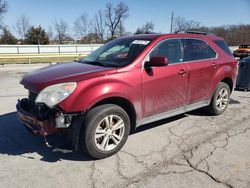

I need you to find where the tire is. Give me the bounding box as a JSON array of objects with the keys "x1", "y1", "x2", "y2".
[
  {"x1": 79, "y1": 104, "x2": 130, "y2": 159},
  {"x1": 206, "y1": 82, "x2": 231, "y2": 115}
]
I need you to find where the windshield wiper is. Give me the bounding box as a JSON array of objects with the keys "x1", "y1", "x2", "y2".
[{"x1": 82, "y1": 61, "x2": 106, "y2": 67}]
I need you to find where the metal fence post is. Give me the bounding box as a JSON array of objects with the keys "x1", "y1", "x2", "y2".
[
  {"x1": 17, "y1": 45, "x2": 20, "y2": 54},
  {"x1": 38, "y1": 45, "x2": 41, "y2": 54}
]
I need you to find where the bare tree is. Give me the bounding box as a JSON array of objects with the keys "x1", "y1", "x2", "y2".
[
  {"x1": 14, "y1": 14, "x2": 30, "y2": 41},
  {"x1": 208, "y1": 24, "x2": 250, "y2": 45},
  {"x1": 91, "y1": 10, "x2": 106, "y2": 43},
  {"x1": 0, "y1": 0, "x2": 7, "y2": 28},
  {"x1": 178, "y1": 22, "x2": 250, "y2": 46},
  {"x1": 74, "y1": 13, "x2": 89, "y2": 39},
  {"x1": 0, "y1": 0, "x2": 7, "y2": 13},
  {"x1": 135, "y1": 21, "x2": 154, "y2": 34},
  {"x1": 174, "y1": 16, "x2": 201, "y2": 32},
  {"x1": 54, "y1": 19, "x2": 69, "y2": 44},
  {"x1": 105, "y1": 2, "x2": 129, "y2": 39}
]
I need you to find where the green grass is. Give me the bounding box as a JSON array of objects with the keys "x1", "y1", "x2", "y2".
[{"x1": 0, "y1": 55, "x2": 86, "y2": 64}]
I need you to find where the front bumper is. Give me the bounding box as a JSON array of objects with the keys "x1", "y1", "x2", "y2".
[{"x1": 16, "y1": 98, "x2": 57, "y2": 136}]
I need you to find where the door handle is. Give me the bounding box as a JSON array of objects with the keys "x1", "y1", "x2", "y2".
[
  {"x1": 178, "y1": 69, "x2": 187, "y2": 75},
  {"x1": 211, "y1": 63, "x2": 217, "y2": 68}
]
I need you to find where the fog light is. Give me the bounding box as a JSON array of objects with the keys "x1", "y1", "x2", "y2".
[{"x1": 55, "y1": 113, "x2": 71, "y2": 128}]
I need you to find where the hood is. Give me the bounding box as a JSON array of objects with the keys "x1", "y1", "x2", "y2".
[{"x1": 21, "y1": 62, "x2": 116, "y2": 93}]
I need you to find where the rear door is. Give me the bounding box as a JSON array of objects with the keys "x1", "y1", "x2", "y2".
[
  {"x1": 142, "y1": 39, "x2": 189, "y2": 118},
  {"x1": 182, "y1": 39, "x2": 218, "y2": 104}
]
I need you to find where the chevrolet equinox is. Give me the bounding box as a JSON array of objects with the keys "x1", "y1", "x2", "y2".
[{"x1": 17, "y1": 31, "x2": 237, "y2": 159}]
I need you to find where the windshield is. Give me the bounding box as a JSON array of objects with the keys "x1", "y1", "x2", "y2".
[{"x1": 80, "y1": 38, "x2": 151, "y2": 67}]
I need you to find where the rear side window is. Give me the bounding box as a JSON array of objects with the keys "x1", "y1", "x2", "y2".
[
  {"x1": 182, "y1": 39, "x2": 217, "y2": 61},
  {"x1": 214, "y1": 40, "x2": 233, "y2": 56}
]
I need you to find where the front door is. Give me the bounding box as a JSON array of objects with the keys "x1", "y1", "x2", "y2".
[{"x1": 142, "y1": 39, "x2": 189, "y2": 118}]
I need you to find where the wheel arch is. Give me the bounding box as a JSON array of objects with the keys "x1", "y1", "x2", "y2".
[
  {"x1": 91, "y1": 97, "x2": 137, "y2": 133},
  {"x1": 212, "y1": 64, "x2": 235, "y2": 96},
  {"x1": 221, "y1": 77, "x2": 233, "y2": 93},
  {"x1": 69, "y1": 96, "x2": 137, "y2": 152},
  {"x1": 68, "y1": 97, "x2": 136, "y2": 150}
]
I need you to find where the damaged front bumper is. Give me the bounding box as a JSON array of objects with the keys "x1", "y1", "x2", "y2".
[{"x1": 16, "y1": 98, "x2": 58, "y2": 136}]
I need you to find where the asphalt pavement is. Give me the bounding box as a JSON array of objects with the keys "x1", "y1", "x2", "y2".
[{"x1": 0, "y1": 64, "x2": 249, "y2": 188}]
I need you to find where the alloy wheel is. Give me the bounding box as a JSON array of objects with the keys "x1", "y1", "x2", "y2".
[
  {"x1": 94, "y1": 115, "x2": 125, "y2": 151},
  {"x1": 216, "y1": 88, "x2": 229, "y2": 111}
]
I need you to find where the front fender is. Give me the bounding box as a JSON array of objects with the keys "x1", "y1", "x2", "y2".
[{"x1": 58, "y1": 73, "x2": 142, "y2": 114}]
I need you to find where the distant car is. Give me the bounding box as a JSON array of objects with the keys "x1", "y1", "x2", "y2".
[
  {"x1": 233, "y1": 44, "x2": 250, "y2": 59},
  {"x1": 17, "y1": 31, "x2": 237, "y2": 159}
]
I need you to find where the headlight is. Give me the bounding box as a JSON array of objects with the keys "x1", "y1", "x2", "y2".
[{"x1": 35, "y1": 82, "x2": 77, "y2": 108}]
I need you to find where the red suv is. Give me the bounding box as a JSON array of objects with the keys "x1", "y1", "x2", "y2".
[{"x1": 17, "y1": 31, "x2": 237, "y2": 159}]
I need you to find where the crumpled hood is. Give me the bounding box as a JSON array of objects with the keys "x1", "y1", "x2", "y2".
[{"x1": 21, "y1": 62, "x2": 116, "y2": 93}]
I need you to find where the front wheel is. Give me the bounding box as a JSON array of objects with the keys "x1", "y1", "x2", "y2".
[
  {"x1": 206, "y1": 82, "x2": 231, "y2": 115},
  {"x1": 79, "y1": 104, "x2": 130, "y2": 159}
]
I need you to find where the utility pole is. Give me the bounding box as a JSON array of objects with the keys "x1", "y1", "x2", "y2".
[
  {"x1": 119, "y1": 21, "x2": 123, "y2": 37},
  {"x1": 170, "y1": 11, "x2": 174, "y2": 34}
]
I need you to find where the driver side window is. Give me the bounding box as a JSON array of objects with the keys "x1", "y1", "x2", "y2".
[{"x1": 148, "y1": 39, "x2": 183, "y2": 64}]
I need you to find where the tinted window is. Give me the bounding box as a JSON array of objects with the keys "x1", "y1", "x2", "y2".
[
  {"x1": 214, "y1": 40, "x2": 233, "y2": 56},
  {"x1": 148, "y1": 39, "x2": 182, "y2": 64},
  {"x1": 183, "y1": 39, "x2": 216, "y2": 61}
]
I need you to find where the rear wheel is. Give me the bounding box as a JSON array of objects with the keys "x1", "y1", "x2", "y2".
[
  {"x1": 206, "y1": 82, "x2": 231, "y2": 115},
  {"x1": 79, "y1": 104, "x2": 130, "y2": 159}
]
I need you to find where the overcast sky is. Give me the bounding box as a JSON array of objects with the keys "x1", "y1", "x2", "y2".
[{"x1": 4, "y1": 0, "x2": 250, "y2": 35}]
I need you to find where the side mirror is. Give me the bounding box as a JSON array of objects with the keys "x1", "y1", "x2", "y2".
[{"x1": 145, "y1": 57, "x2": 168, "y2": 68}]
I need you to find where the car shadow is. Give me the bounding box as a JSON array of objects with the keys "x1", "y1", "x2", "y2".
[
  {"x1": 134, "y1": 97, "x2": 241, "y2": 131},
  {"x1": 229, "y1": 98, "x2": 241, "y2": 104},
  {"x1": 0, "y1": 98, "x2": 241, "y2": 162},
  {"x1": 185, "y1": 98, "x2": 241, "y2": 116},
  {"x1": 235, "y1": 88, "x2": 250, "y2": 92},
  {"x1": 133, "y1": 114, "x2": 186, "y2": 134},
  {"x1": 0, "y1": 112, "x2": 187, "y2": 162},
  {"x1": 0, "y1": 112, "x2": 93, "y2": 162}
]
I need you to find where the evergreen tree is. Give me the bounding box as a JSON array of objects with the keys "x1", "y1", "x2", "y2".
[
  {"x1": 0, "y1": 27, "x2": 17, "y2": 44},
  {"x1": 25, "y1": 25, "x2": 49, "y2": 44}
]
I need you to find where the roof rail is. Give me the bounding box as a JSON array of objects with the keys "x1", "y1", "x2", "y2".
[{"x1": 175, "y1": 30, "x2": 215, "y2": 36}]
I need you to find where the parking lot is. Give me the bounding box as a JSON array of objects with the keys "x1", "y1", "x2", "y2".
[{"x1": 0, "y1": 64, "x2": 250, "y2": 188}]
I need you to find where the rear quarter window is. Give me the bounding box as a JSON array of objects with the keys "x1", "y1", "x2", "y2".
[{"x1": 213, "y1": 40, "x2": 233, "y2": 56}]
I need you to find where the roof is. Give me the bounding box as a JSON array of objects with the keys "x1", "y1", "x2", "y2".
[{"x1": 121, "y1": 32, "x2": 223, "y2": 41}]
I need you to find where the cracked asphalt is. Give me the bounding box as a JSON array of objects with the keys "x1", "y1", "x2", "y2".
[{"x1": 0, "y1": 64, "x2": 250, "y2": 188}]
